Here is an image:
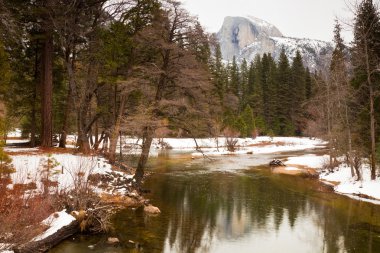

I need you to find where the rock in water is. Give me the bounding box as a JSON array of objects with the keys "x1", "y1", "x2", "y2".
[
  {"x1": 107, "y1": 237, "x2": 120, "y2": 244},
  {"x1": 144, "y1": 205, "x2": 161, "y2": 215},
  {"x1": 269, "y1": 159, "x2": 286, "y2": 167}
]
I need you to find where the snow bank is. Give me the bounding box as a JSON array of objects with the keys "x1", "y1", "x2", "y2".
[
  {"x1": 320, "y1": 164, "x2": 380, "y2": 204},
  {"x1": 0, "y1": 244, "x2": 13, "y2": 253},
  {"x1": 33, "y1": 210, "x2": 76, "y2": 241},
  {"x1": 8, "y1": 151, "x2": 132, "y2": 196},
  {"x1": 284, "y1": 166, "x2": 302, "y2": 171},
  {"x1": 6, "y1": 129, "x2": 22, "y2": 138},
  {"x1": 188, "y1": 137, "x2": 325, "y2": 157},
  {"x1": 285, "y1": 154, "x2": 329, "y2": 168}
]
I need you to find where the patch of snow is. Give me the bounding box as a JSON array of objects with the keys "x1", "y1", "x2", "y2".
[
  {"x1": 7, "y1": 129, "x2": 22, "y2": 138},
  {"x1": 246, "y1": 15, "x2": 275, "y2": 28},
  {"x1": 284, "y1": 166, "x2": 301, "y2": 171},
  {"x1": 188, "y1": 137, "x2": 326, "y2": 157},
  {"x1": 33, "y1": 210, "x2": 76, "y2": 241},
  {"x1": 4, "y1": 147, "x2": 39, "y2": 152},
  {"x1": 285, "y1": 154, "x2": 329, "y2": 168},
  {"x1": 0, "y1": 243, "x2": 13, "y2": 253},
  {"x1": 9, "y1": 152, "x2": 130, "y2": 195},
  {"x1": 5, "y1": 139, "x2": 30, "y2": 145},
  {"x1": 320, "y1": 164, "x2": 380, "y2": 204}
]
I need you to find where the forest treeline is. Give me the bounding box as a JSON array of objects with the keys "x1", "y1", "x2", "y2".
[{"x1": 0, "y1": 0, "x2": 379, "y2": 181}]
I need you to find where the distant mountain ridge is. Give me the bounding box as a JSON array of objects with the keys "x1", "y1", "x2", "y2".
[{"x1": 216, "y1": 16, "x2": 333, "y2": 70}]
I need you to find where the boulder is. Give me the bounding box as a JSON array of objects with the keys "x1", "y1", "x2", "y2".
[
  {"x1": 269, "y1": 159, "x2": 286, "y2": 167},
  {"x1": 144, "y1": 205, "x2": 161, "y2": 215},
  {"x1": 107, "y1": 237, "x2": 120, "y2": 244}
]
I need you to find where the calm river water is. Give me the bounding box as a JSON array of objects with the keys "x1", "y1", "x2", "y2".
[{"x1": 50, "y1": 150, "x2": 380, "y2": 253}]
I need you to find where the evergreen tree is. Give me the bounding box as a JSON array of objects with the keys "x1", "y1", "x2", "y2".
[
  {"x1": 305, "y1": 67, "x2": 312, "y2": 100},
  {"x1": 351, "y1": 0, "x2": 380, "y2": 179},
  {"x1": 276, "y1": 48, "x2": 292, "y2": 135},
  {"x1": 239, "y1": 58, "x2": 249, "y2": 109},
  {"x1": 212, "y1": 44, "x2": 227, "y2": 103},
  {"x1": 241, "y1": 105, "x2": 255, "y2": 137},
  {"x1": 229, "y1": 56, "x2": 240, "y2": 99},
  {"x1": 290, "y1": 50, "x2": 306, "y2": 135}
]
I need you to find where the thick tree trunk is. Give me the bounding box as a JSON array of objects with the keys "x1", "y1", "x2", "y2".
[
  {"x1": 41, "y1": 31, "x2": 53, "y2": 147},
  {"x1": 77, "y1": 129, "x2": 90, "y2": 154},
  {"x1": 108, "y1": 132, "x2": 118, "y2": 164},
  {"x1": 134, "y1": 128, "x2": 154, "y2": 185}
]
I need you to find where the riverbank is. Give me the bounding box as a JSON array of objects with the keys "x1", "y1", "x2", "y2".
[
  {"x1": 281, "y1": 154, "x2": 380, "y2": 205},
  {"x1": 0, "y1": 138, "x2": 145, "y2": 252},
  {"x1": 2, "y1": 132, "x2": 379, "y2": 252}
]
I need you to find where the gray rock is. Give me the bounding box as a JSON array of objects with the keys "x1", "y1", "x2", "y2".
[{"x1": 217, "y1": 16, "x2": 333, "y2": 70}]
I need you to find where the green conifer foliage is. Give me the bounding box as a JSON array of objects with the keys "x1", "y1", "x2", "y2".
[
  {"x1": 291, "y1": 50, "x2": 306, "y2": 135},
  {"x1": 241, "y1": 105, "x2": 255, "y2": 137},
  {"x1": 0, "y1": 145, "x2": 14, "y2": 179},
  {"x1": 276, "y1": 49, "x2": 292, "y2": 135}
]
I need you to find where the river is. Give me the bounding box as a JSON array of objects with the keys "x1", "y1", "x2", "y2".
[{"x1": 50, "y1": 150, "x2": 380, "y2": 253}]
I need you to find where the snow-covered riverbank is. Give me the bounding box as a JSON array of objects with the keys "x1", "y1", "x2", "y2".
[{"x1": 283, "y1": 154, "x2": 380, "y2": 205}]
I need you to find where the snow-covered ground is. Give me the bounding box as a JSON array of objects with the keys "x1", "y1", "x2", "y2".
[
  {"x1": 282, "y1": 154, "x2": 380, "y2": 205},
  {"x1": 320, "y1": 164, "x2": 380, "y2": 205},
  {"x1": 158, "y1": 137, "x2": 326, "y2": 157},
  {"x1": 9, "y1": 153, "x2": 132, "y2": 195},
  {"x1": 285, "y1": 154, "x2": 329, "y2": 168},
  {"x1": 6, "y1": 129, "x2": 22, "y2": 138},
  {"x1": 2, "y1": 141, "x2": 133, "y2": 252}
]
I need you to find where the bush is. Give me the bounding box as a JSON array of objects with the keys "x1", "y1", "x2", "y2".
[{"x1": 0, "y1": 146, "x2": 15, "y2": 180}]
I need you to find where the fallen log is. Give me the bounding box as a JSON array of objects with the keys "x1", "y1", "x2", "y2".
[{"x1": 13, "y1": 220, "x2": 79, "y2": 253}]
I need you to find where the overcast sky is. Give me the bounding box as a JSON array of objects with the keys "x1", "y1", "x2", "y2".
[{"x1": 180, "y1": 0, "x2": 356, "y2": 42}]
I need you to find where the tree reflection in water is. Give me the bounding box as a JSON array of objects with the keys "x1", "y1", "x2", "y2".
[{"x1": 112, "y1": 171, "x2": 380, "y2": 253}]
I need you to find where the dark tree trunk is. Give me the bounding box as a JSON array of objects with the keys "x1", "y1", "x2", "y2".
[
  {"x1": 77, "y1": 129, "x2": 90, "y2": 154},
  {"x1": 134, "y1": 127, "x2": 154, "y2": 185},
  {"x1": 94, "y1": 130, "x2": 105, "y2": 150},
  {"x1": 40, "y1": 31, "x2": 53, "y2": 147}
]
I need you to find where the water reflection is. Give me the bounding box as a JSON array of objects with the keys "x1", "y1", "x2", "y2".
[
  {"x1": 111, "y1": 171, "x2": 380, "y2": 253},
  {"x1": 51, "y1": 152, "x2": 380, "y2": 253}
]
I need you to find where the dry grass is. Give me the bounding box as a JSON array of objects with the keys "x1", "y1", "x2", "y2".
[
  {"x1": 0, "y1": 185, "x2": 55, "y2": 248},
  {"x1": 246, "y1": 141, "x2": 286, "y2": 147}
]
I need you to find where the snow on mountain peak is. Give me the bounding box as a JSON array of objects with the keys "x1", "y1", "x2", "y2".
[
  {"x1": 217, "y1": 15, "x2": 333, "y2": 70},
  {"x1": 246, "y1": 15, "x2": 275, "y2": 29}
]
